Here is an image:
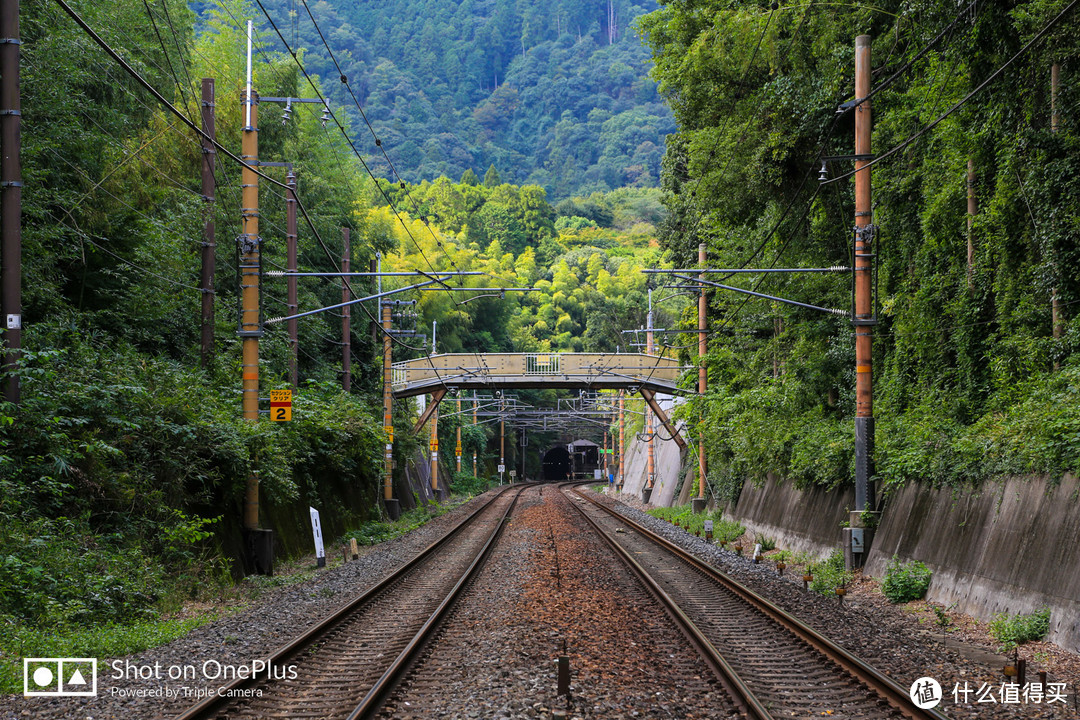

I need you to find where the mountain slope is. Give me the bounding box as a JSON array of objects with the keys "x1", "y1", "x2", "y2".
[{"x1": 223, "y1": 0, "x2": 674, "y2": 198}]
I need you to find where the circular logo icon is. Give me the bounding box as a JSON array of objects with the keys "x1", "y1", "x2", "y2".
[
  {"x1": 910, "y1": 677, "x2": 942, "y2": 709},
  {"x1": 32, "y1": 666, "x2": 54, "y2": 688}
]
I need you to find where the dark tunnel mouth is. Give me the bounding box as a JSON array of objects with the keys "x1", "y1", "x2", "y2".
[{"x1": 541, "y1": 446, "x2": 572, "y2": 481}]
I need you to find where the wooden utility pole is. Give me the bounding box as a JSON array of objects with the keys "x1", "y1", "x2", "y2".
[
  {"x1": 382, "y1": 301, "x2": 399, "y2": 519},
  {"x1": 341, "y1": 227, "x2": 351, "y2": 392},
  {"x1": 695, "y1": 243, "x2": 707, "y2": 512},
  {"x1": 618, "y1": 390, "x2": 624, "y2": 490},
  {"x1": 1, "y1": 0, "x2": 22, "y2": 405},
  {"x1": 1051, "y1": 62, "x2": 1063, "y2": 345},
  {"x1": 239, "y1": 23, "x2": 262, "y2": 534},
  {"x1": 456, "y1": 397, "x2": 462, "y2": 474},
  {"x1": 853, "y1": 35, "x2": 875, "y2": 516},
  {"x1": 199, "y1": 78, "x2": 216, "y2": 369}
]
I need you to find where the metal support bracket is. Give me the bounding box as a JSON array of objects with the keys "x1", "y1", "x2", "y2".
[
  {"x1": 412, "y1": 388, "x2": 447, "y2": 434},
  {"x1": 639, "y1": 387, "x2": 688, "y2": 451}
]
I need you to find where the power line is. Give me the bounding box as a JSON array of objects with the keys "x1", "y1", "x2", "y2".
[
  {"x1": 51, "y1": 0, "x2": 426, "y2": 354},
  {"x1": 250, "y1": 0, "x2": 453, "y2": 292},
  {"x1": 141, "y1": 0, "x2": 192, "y2": 112},
  {"x1": 42, "y1": 207, "x2": 203, "y2": 293}
]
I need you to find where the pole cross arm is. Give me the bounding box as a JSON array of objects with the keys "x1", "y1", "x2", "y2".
[
  {"x1": 639, "y1": 387, "x2": 688, "y2": 451},
  {"x1": 413, "y1": 388, "x2": 447, "y2": 434}
]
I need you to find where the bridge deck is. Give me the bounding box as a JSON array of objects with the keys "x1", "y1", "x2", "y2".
[{"x1": 391, "y1": 353, "x2": 684, "y2": 398}]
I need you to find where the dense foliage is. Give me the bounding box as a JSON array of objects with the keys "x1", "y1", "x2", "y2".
[
  {"x1": 226, "y1": 0, "x2": 675, "y2": 196},
  {"x1": 1, "y1": 0, "x2": 388, "y2": 635},
  {"x1": 641, "y1": 0, "x2": 1080, "y2": 500}
]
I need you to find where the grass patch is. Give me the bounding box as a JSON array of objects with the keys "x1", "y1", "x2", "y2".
[
  {"x1": 344, "y1": 500, "x2": 465, "y2": 547},
  {"x1": 646, "y1": 505, "x2": 745, "y2": 544},
  {"x1": 754, "y1": 532, "x2": 776, "y2": 552},
  {"x1": 809, "y1": 549, "x2": 853, "y2": 595},
  {"x1": 0, "y1": 613, "x2": 213, "y2": 695}
]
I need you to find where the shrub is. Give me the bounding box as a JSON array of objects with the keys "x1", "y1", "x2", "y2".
[
  {"x1": 989, "y1": 608, "x2": 1051, "y2": 652},
  {"x1": 809, "y1": 549, "x2": 853, "y2": 595},
  {"x1": 882, "y1": 556, "x2": 933, "y2": 603},
  {"x1": 450, "y1": 472, "x2": 489, "y2": 497},
  {"x1": 754, "y1": 532, "x2": 776, "y2": 551}
]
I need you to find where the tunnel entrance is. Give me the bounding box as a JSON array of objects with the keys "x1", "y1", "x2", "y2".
[{"x1": 542, "y1": 447, "x2": 572, "y2": 481}]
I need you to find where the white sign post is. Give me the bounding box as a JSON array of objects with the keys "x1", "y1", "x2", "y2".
[{"x1": 309, "y1": 507, "x2": 325, "y2": 568}]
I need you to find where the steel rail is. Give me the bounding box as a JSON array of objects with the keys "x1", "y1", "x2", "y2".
[
  {"x1": 563, "y1": 489, "x2": 772, "y2": 717},
  {"x1": 347, "y1": 485, "x2": 524, "y2": 719},
  {"x1": 557, "y1": 484, "x2": 773, "y2": 720},
  {"x1": 570, "y1": 487, "x2": 949, "y2": 720},
  {"x1": 174, "y1": 486, "x2": 518, "y2": 720}
]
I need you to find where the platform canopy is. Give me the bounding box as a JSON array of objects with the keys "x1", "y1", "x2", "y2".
[{"x1": 390, "y1": 353, "x2": 685, "y2": 399}]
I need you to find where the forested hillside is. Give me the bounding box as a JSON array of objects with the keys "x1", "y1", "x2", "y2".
[
  {"x1": 200, "y1": 0, "x2": 676, "y2": 197},
  {"x1": 639, "y1": 0, "x2": 1080, "y2": 499},
  {"x1": 0, "y1": 0, "x2": 678, "y2": 661}
]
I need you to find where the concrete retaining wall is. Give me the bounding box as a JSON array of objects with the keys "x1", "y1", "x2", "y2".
[
  {"x1": 865, "y1": 474, "x2": 1080, "y2": 650},
  {"x1": 722, "y1": 474, "x2": 1080, "y2": 650},
  {"x1": 724, "y1": 476, "x2": 853, "y2": 558},
  {"x1": 619, "y1": 417, "x2": 686, "y2": 507}
]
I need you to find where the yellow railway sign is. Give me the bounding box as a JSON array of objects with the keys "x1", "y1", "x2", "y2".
[{"x1": 270, "y1": 389, "x2": 292, "y2": 422}]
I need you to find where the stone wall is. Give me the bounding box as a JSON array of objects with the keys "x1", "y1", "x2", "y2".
[{"x1": 618, "y1": 414, "x2": 686, "y2": 507}]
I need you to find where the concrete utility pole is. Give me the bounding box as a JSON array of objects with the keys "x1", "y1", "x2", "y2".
[
  {"x1": 382, "y1": 301, "x2": 399, "y2": 519},
  {"x1": 456, "y1": 396, "x2": 462, "y2": 474},
  {"x1": 430, "y1": 398, "x2": 439, "y2": 494},
  {"x1": 285, "y1": 170, "x2": 298, "y2": 388},
  {"x1": 430, "y1": 321, "x2": 438, "y2": 494},
  {"x1": 200, "y1": 78, "x2": 216, "y2": 369},
  {"x1": 472, "y1": 395, "x2": 478, "y2": 477},
  {"x1": 693, "y1": 243, "x2": 707, "y2": 513},
  {"x1": 618, "y1": 390, "x2": 624, "y2": 490},
  {"x1": 341, "y1": 227, "x2": 351, "y2": 392},
  {"x1": 239, "y1": 22, "x2": 262, "y2": 532},
  {"x1": 644, "y1": 289, "x2": 655, "y2": 502},
  {"x1": 852, "y1": 35, "x2": 876, "y2": 519},
  {"x1": 1, "y1": 0, "x2": 22, "y2": 405}
]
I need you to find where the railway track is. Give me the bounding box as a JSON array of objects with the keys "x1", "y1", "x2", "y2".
[
  {"x1": 173, "y1": 485, "x2": 523, "y2": 720},
  {"x1": 372, "y1": 482, "x2": 739, "y2": 719},
  {"x1": 565, "y1": 484, "x2": 950, "y2": 720}
]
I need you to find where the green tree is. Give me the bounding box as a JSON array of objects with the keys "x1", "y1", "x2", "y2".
[{"x1": 483, "y1": 164, "x2": 503, "y2": 187}]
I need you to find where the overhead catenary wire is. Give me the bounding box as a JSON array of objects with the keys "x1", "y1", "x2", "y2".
[
  {"x1": 822, "y1": 0, "x2": 1079, "y2": 185},
  {"x1": 250, "y1": 0, "x2": 461, "y2": 298}
]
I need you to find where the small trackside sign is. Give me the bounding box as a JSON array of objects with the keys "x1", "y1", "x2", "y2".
[{"x1": 270, "y1": 389, "x2": 292, "y2": 421}]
